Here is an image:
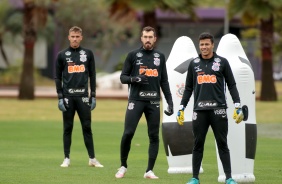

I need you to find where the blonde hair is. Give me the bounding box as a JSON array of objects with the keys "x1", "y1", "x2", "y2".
[{"x1": 69, "y1": 26, "x2": 82, "y2": 34}]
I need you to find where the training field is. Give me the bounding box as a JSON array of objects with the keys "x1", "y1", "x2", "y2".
[{"x1": 0, "y1": 99, "x2": 281, "y2": 184}]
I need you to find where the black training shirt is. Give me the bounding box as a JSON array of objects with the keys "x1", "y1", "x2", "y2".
[
  {"x1": 54, "y1": 46, "x2": 96, "y2": 98},
  {"x1": 120, "y1": 47, "x2": 173, "y2": 104},
  {"x1": 181, "y1": 52, "x2": 240, "y2": 110}
]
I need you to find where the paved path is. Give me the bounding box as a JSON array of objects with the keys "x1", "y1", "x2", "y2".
[{"x1": 0, "y1": 86, "x2": 128, "y2": 99}]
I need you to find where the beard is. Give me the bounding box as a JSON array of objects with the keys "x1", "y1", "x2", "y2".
[{"x1": 143, "y1": 42, "x2": 154, "y2": 50}]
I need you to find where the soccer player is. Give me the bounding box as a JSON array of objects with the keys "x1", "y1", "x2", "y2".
[
  {"x1": 177, "y1": 32, "x2": 243, "y2": 184},
  {"x1": 115, "y1": 26, "x2": 174, "y2": 179},
  {"x1": 55, "y1": 26, "x2": 103, "y2": 168}
]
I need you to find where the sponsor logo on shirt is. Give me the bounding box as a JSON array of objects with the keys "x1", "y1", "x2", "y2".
[
  {"x1": 68, "y1": 88, "x2": 85, "y2": 94},
  {"x1": 139, "y1": 68, "x2": 158, "y2": 77},
  {"x1": 198, "y1": 101, "x2": 218, "y2": 108},
  {"x1": 197, "y1": 74, "x2": 217, "y2": 84},
  {"x1": 150, "y1": 101, "x2": 160, "y2": 104},
  {"x1": 65, "y1": 51, "x2": 71, "y2": 56},
  {"x1": 68, "y1": 64, "x2": 85, "y2": 73},
  {"x1": 139, "y1": 91, "x2": 157, "y2": 98}
]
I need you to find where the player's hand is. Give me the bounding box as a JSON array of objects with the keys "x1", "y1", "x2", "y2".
[
  {"x1": 132, "y1": 71, "x2": 148, "y2": 84},
  {"x1": 233, "y1": 103, "x2": 244, "y2": 124},
  {"x1": 90, "y1": 97, "x2": 96, "y2": 111},
  {"x1": 164, "y1": 103, "x2": 174, "y2": 116},
  {"x1": 176, "y1": 105, "x2": 185, "y2": 126},
  {"x1": 58, "y1": 99, "x2": 67, "y2": 112}
]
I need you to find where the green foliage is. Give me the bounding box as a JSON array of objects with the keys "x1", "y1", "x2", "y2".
[
  {"x1": 54, "y1": 0, "x2": 140, "y2": 61},
  {"x1": 0, "y1": 64, "x2": 22, "y2": 85},
  {"x1": 113, "y1": 54, "x2": 127, "y2": 71},
  {"x1": 0, "y1": 65, "x2": 54, "y2": 86},
  {"x1": 196, "y1": 0, "x2": 225, "y2": 8}
]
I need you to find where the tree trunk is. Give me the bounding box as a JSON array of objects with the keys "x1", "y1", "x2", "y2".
[
  {"x1": 18, "y1": 0, "x2": 36, "y2": 100},
  {"x1": 259, "y1": 16, "x2": 277, "y2": 101},
  {"x1": 142, "y1": 11, "x2": 160, "y2": 47},
  {"x1": 0, "y1": 38, "x2": 9, "y2": 67},
  {"x1": 142, "y1": 11, "x2": 157, "y2": 29}
]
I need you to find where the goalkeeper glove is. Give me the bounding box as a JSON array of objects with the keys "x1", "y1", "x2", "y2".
[
  {"x1": 90, "y1": 97, "x2": 96, "y2": 111},
  {"x1": 176, "y1": 105, "x2": 185, "y2": 126},
  {"x1": 164, "y1": 103, "x2": 174, "y2": 116},
  {"x1": 131, "y1": 71, "x2": 148, "y2": 84},
  {"x1": 58, "y1": 99, "x2": 67, "y2": 112},
  {"x1": 233, "y1": 103, "x2": 244, "y2": 124}
]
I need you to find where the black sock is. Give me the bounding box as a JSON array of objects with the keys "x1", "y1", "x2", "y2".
[{"x1": 226, "y1": 175, "x2": 232, "y2": 180}]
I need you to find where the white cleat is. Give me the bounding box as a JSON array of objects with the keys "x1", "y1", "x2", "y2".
[
  {"x1": 60, "y1": 158, "x2": 70, "y2": 167},
  {"x1": 89, "y1": 158, "x2": 104, "y2": 167},
  {"x1": 144, "y1": 170, "x2": 159, "y2": 179},
  {"x1": 115, "y1": 166, "x2": 127, "y2": 178}
]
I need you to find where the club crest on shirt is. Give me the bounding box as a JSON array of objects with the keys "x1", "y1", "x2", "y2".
[
  {"x1": 128, "y1": 102, "x2": 135, "y2": 110},
  {"x1": 79, "y1": 50, "x2": 87, "y2": 62},
  {"x1": 80, "y1": 55, "x2": 87, "y2": 62},
  {"x1": 154, "y1": 58, "x2": 160, "y2": 66},
  {"x1": 212, "y1": 62, "x2": 220, "y2": 71}
]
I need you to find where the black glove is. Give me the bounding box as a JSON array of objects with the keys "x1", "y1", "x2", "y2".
[
  {"x1": 90, "y1": 97, "x2": 96, "y2": 111},
  {"x1": 164, "y1": 103, "x2": 174, "y2": 116},
  {"x1": 58, "y1": 99, "x2": 67, "y2": 112},
  {"x1": 131, "y1": 71, "x2": 148, "y2": 84}
]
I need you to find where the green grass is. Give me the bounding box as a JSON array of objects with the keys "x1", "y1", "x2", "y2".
[{"x1": 0, "y1": 99, "x2": 281, "y2": 184}]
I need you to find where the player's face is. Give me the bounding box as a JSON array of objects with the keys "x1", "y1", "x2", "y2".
[
  {"x1": 68, "y1": 31, "x2": 83, "y2": 48},
  {"x1": 199, "y1": 39, "x2": 214, "y2": 59},
  {"x1": 141, "y1": 31, "x2": 156, "y2": 50}
]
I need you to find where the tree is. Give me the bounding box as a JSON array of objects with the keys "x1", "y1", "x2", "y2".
[
  {"x1": 0, "y1": 0, "x2": 12, "y2": 67},
  {"x1": 18, "y1": 0, "x2": 52, "y2": 99},
  {"x1": 228, "y1": 0, "x2": 282, "y2": 101},
  {"x1": 109, "y1": 0, "x2": 197, "y2": 41},
  {"x1": 53, "y1": 0, "x2": 140, "y2": 68},
  {"x1": 2, "y1": 0, "x2": 138, "y2": 99}
]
